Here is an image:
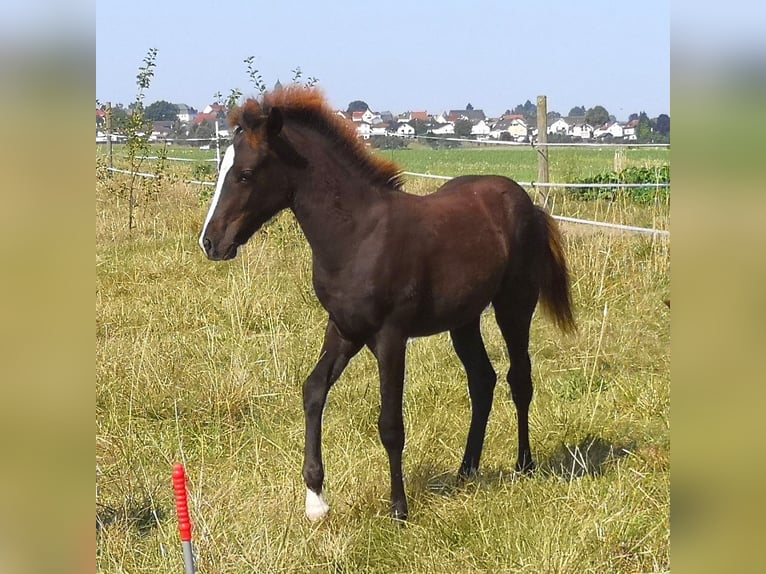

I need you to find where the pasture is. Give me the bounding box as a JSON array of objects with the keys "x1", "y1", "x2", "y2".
[{"x1": 96, "y1": 145, "x2": 669, "y2": 573}]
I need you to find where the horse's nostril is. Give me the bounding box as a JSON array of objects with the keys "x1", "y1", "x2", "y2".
[{"x1": 203, "y1": 237, "x2": 212, "y2": 253}]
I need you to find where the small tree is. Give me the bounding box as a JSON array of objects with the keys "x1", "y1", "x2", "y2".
[
  {"x1": 120, "y1": 48, "x2": 166, "y2": 230},
  {"x1": 347, "y1": 100, "x2": 370, "y2": 114},
  {"x1": 585, "y1": 105, "x2": 610, "y2": 127},
  {"x1": 145, "y1": 100, "x2": 179, "y2": 121},
  {"x1": 637, "y1": 111, "x2": 653, "y2": 142},
  {"x1": 454, "y1": 119, "x2": 473, "y2": 138},
  {"x1": 655, "y1": 114, "x2": 670, "y2": 136},
  {"x1": 568, "y1": 105, "x2": 586, "y2": 117}
]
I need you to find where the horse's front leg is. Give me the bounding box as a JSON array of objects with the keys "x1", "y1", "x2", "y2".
[
  {"x1": 369, "y1": 330, "x2": 408, "y2": 521},
  {"x1": 302, "y1": 320, "x2": 361, "y2": 521}
]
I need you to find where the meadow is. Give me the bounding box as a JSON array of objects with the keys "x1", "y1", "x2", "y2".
[{"x1": 96, "y1": 144, "x2": 669, "y2": 573}]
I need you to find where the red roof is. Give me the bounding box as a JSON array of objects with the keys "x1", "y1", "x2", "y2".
[{"x1": 193, "y1": 112, "x2": 218, "y2": 125}]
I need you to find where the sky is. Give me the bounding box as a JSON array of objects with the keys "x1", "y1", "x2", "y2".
[{"x1": 96, "y1": 0, "x2": 670, "y2": 121}]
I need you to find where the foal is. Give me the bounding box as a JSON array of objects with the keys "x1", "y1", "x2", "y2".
[{"x1": 199, "y1": 87, "x2": 575, "y2": 521}]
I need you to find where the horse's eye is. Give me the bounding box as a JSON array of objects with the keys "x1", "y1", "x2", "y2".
[{"x1": 238, "y1": 170, "x2": 253, "y2": 183}]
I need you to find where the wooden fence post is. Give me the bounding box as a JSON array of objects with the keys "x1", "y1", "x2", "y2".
[
  {"x1": 536, "y1": 95, "x2": 549, "y2": 187},
  {"x1": 106, "y1": 101, "x2": 113, "y2": 173}
]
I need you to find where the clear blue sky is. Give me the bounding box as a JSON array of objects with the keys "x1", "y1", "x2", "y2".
[{"x1": 97, "y1": 0, "x2": 669, "y2": 121}]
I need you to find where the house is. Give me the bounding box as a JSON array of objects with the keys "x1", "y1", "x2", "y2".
[
  {"x1": 175, "y1": 104, "x2": 195, "y2": 123},
  {"x1": 548, "y1": 117, "x2": 569, "y2": 135},
  {"x1": 149, "y1": 121, "x2": 174, "y2": 141},
  {"x1": 491, "y1": 117, "x2": 528, "y2": 140},
  {"x1": 593, "y1": 121, "x2": 624, "y2": 139},
  {"x1": 622, "y1": 119, "x2": 639, "y2": 140},
  {"x1": 395, "y1": 123, "x2": 415, "y2": 138},
  {"x1": 447, "y1": 109, "x2": 486, "y2": 123},
  {"x1": 471, "y1": 119, "x2": 491, "y2": 137},
  {"x1": 356, "y1": 121, "x2": 372, "y2": 139},
  {"x1": 569, "y1": 123, "x2": 593, "y2": 139},
  {"x1": 370, "y1": 125, "x2": 389, "y2": 137},
  {"x1": 399, "y1": 111, "x2": 429, "y2": 123},
  {"x1": 429, "y1": 123, "x2": 455, "y2": 135},
  {"x1": 352, "y1": 109, "x2": 375, "y2": 124}
]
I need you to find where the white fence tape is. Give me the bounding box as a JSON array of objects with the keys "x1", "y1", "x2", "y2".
[
  {"x1": 401, "y1": 171, "x2": 669, "y2": 236},
  {"x1": 106, "y1": 167, "x2": 215, "y2": 186},
  {"x1": 136, "y1": 155, "x2": 218, "y2": 163},
  {"x1": 401, "y1": 171, "x2": 669, "y2": 190},
  {"x1": 104, "y1": 169, "x2": 669, "y2": 236},
  {"x1": 411, "y1": 134, "x2": 670, "y2": 148}
]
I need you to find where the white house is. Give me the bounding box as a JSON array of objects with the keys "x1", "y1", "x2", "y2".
[
  {"x1": 352, "y1": 109, "x2": 375, "y2": 124},
  {"x1": 395, "y1": 123, "x2": 415, "y2": 138},
  {"x1": 471, "y1": 119, "x2": 491, "y2": 137},
  {"x1": 429, "y1": 122, "x2": 454, "y2": 135},
  {"x1": 356, "y1": 121, "x2": 372, "y2": 139},
  {"x1": 622, "y1": 119, "x2": 639, "y2": 140},
  {"x1": 175, "y1": 104, "x2": 194, "y2": 123},
  {"x1": 593, "y1": 121, "x2": 624, "y2": 139},
  {"x1": 508, "y1": 118, "x2": 528, "y2": 140},
  {"x1": 569, "y1": 123, "x2": 593, "y2": 139},
  {"x1": 548, "y1": 117, "x2": 569, "y2": 135},
  {"x1": 370, "y1": 125, "x2": 389, "y2": 137}
]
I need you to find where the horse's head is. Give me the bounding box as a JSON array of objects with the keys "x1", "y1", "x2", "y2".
[{"x1": 199, "y1": 106, "x2": 304, "y2": 260}]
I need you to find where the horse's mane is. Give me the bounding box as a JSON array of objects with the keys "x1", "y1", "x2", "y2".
[{"x1": 229, "y1": 87, "x2": 404, "y2": 190}]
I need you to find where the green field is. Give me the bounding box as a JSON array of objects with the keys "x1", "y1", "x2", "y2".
[
  {"x1": 98, "y1": 141, "x2": 669, "y2": 184},
  {"x1": 96, "y1": 147, "x2": 669, "y2": 573}
]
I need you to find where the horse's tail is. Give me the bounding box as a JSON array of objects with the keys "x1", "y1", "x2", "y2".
[{"x1": 534, "y1": 206, "x2": 576, "y2": 334}]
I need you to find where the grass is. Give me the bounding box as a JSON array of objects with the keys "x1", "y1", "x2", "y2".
[{"x1": 96, "y1": 150, "x2": 669, "y2": 573}]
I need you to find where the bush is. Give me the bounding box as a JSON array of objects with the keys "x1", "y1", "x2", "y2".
[{"x1": 568, "y1": 165, "x2": 670, "y2": 204}]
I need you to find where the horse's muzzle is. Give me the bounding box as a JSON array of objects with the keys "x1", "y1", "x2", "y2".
[{"x1": 201, "y1": 237, "x2": 238, "y2": 261}]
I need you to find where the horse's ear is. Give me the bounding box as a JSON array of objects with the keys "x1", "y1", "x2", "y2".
[{"x1": 267, "y1": 107, "x2": 283, "y2": 137}]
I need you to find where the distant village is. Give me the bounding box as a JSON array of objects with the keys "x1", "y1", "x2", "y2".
[{"x1": 96, "y1": 99, "x2": 668, "y2": 145}]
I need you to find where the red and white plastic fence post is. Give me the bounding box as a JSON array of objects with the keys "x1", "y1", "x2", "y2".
[{"x1": 172, "y1": 463, "x2": 196, "y2": 574}]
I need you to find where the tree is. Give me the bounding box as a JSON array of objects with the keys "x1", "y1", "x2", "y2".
[
  {"x1": 466, "y1": 103, "x2": 474, "y2": 110},
  {"x1": 454, "y1": 119, "x2": 473, "y2": 138},
  {"x1": 637, "y1": 111, "x2": 653, "y2": 142},
  {"x1": 655, "y1": 114, "x2": 670, "y2": 136},
  {"x1": 568, "y1": 105, "x2": 586, "y2": 117},
  {"x1": 109, "y1": 104, "x2": 130, "y2": 132},
  {"x1": 585, "y1": 105, "x2": 610, "y2": 127},
  {"x1": 547, "y1": 110, "x2": 561, "y2": 121},
  {"x1": 628, "y1": 112, "x2": 639, "y2": 122},
  {"x1": 145, "y1": 100, "x2": 179, "y2": 121},
  {"x1": 410, "y1": 119, "x2": 430, "y2": 136},
  {"x1": 512, "y1": 100, "x2": 537, "y2": 124},
  {"x1": 347, "y1": 100, "x2": 369, "y2": 114}
]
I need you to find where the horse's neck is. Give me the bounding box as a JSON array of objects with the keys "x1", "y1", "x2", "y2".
[
  {"x1": 289, "y1": 131, "x2": 387, "y2": 271},
  {"x1": 292, "y1": 180, "x2": 386, "y2": 273}
]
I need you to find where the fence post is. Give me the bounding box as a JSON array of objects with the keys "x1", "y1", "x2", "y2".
[
  {"x1": 214, "y1": 120, "x2": 221, "y2": 175},
  {"x1": 106, "y1": 101, "x2": 113, "y2": 172},
  {"x1": 536, "y1": 95, "x2": 548, "y2": 187}
]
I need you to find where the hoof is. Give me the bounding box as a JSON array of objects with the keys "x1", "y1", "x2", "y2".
[
  {"x1": 305, "y1": 488, "x2": 330, "y2": 522},
  {"x1": 457, "y1": 466, "x2": 478, "y2": 483},
  {"x1": 391, "y1": 501, "x2": 408, "y2": 523}
]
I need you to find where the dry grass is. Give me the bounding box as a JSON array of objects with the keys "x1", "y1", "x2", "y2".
[{"x1": 96, "y1": 166, "x2": 669, "y2": 573}]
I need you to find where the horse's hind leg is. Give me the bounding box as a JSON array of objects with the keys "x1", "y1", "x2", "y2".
[
  {"x1": 302, "y1": 319, "x2": 362, "y2": 521},
  {"x1": 493, "y1": 282, "x2": 539, "y2": 473},
  {"x1": 450, "y1": 318, "x2": 497, "y2": 479}
]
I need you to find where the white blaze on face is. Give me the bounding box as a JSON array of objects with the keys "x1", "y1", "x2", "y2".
[
  {"x1": 305, "y1": 488, "x2": 330, "y2": 521},
  {"x1": 198, "y1": 143, "x2": 237, "y2": 252}
]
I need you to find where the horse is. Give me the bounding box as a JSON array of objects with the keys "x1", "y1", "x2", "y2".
[{"x1": 199, "y1": 87, "x2": 575, "y2": 522}]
